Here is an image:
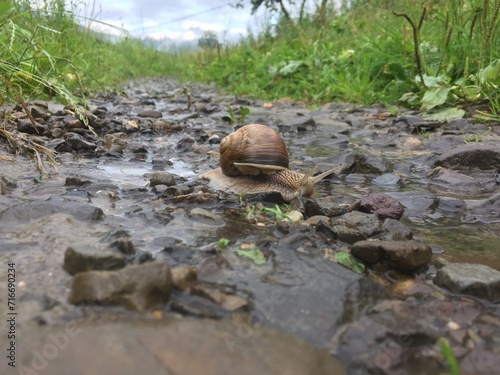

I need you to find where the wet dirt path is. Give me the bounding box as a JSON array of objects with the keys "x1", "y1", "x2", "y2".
[{"x1": 1, "y1": 78, "x2": 500, "y2": 374}]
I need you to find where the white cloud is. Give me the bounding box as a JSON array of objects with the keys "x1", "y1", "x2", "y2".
[{"x1": 181, "y1": 20, "x2": 225, "y2": 33}]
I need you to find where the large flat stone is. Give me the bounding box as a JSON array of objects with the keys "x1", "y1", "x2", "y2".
[
  {"x1": 6, "y1": 319, "x2": 346, "y2": 375},
  {"x1": 435, "y1": 263, "x2": 500, "y2": 302},
  {"x1": 435, "y1": 143, "x2": 500, "y2": 170}
]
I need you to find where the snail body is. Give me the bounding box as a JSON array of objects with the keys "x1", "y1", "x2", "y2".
[{"x1": 200, "y1": 124, "x2": 345, "y2": 202}]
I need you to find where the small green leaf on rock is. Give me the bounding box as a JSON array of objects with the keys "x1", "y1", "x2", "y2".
[
  {"x1": 217, "y1": 238, "x2": 230, "y2": 248},
  {"x1": 334, "y1": 252, "x2": 365, "y2": 273},
  {"x1": 235, "y1": 247, "x2": 266, "y2": 265}
]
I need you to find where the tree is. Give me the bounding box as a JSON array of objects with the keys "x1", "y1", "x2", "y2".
[
  {"x1": 197, "y1": 31, "x2": 219, "y2": 49},
  {"x1": 248, "y1": 0, "x2": 293, "y2": 21}
]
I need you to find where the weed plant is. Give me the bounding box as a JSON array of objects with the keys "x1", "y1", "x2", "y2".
[
  {"x1": 184, "y1": 0, "x2": 500, "y2": 116},
  {"x1": 0, "y1": 0, "x2": 177, "y2": 107}
]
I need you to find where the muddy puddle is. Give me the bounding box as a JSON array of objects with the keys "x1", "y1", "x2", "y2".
[{"x1": 1, "y1": 78, "x2": 499, "y2": 375}]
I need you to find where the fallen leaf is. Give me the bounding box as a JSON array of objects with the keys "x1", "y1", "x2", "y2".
[
  {"x1": 126, "y1": 120, "x2": 138, "y2": 128},
  {"x1": 334, "y1": 252, "x2": 365, "y2": 273},
  {"x1": 235, "y1": 246, "x2": 266, "y2": 265}
]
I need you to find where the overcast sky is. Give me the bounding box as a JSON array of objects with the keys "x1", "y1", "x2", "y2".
[{"x1": 74, "y1": 0, "x2": 260, "y2": 43}]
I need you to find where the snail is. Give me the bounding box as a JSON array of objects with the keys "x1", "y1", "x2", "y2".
[{"x1": 200, "y1": 124, "x2": 345, "y2": 202}]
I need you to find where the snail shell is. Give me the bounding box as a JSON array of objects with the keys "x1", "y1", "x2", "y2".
[
  {"x1": 220, "y1": 124, "x2": 289, "y2": 176},
  {"x1": 200, "y1": 124, "x2": 345, "y2": 202}
]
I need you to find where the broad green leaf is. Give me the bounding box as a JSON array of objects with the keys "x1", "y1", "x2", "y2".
[
  {"x1": 422, "y1": 107, "x2": 465, "y2": 122},
  {"x1": 240, "y1": 106, "x2": 250, "y2": 117},
  {"x1": 279, "y1": 60, "x2": 303, "y2": 75},
  {"x1": 479, "y1": 59, "x2": 500, "y2": 85},
  {"x1": 334, "y1": 252, "x2": 365, "y2": 273},
  {"x1": 417, "y1": 74, "x2": 448, "y2": 87},
  {"x1": 0, "y1": 1, "x2": 15, "y2": 20},
  {"x1": 399, "y1": 91, "x2": 420, "y2": 106},
  {"x1": 235, "y1": 247, "x2": 266, "y2": 265},
  {"x1": 420, "y1": 86, "x2": 454, "y2": 112}
]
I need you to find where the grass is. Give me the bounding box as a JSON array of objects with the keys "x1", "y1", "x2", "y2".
[
  {"x1": 1, "y1": 0, "x2": 499, "y2": 118},
  {"x1": 0, "y1": 0, "x2": 178, "y2": 107}
]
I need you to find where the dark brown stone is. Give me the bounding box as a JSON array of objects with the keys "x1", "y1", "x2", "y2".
[
  {"x1": 351, "y1": 240, "x2": 432, "y2": 271},
  {"x1": 359, "y1": 193, "x2": 404, "y2": 220}
]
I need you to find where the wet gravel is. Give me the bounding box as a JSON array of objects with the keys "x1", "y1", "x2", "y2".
[{"x1": 1, "y1": 78, "x2": 500, "y2": 375}]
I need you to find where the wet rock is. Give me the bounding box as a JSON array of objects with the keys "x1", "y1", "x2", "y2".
[
  {"x1": 174, "y1": 112, "x2": 198, "y2": 121},
  {"x1": 306, "y1": 215, "x2": 331, "y2": 225},
  {"x1": 170, "y1": 292, "x2": 227, "y2": 319},
  {"x1": 437, "y1": 197, "x2": 466, "y2": 215},
  {"x1": 10, "y1": 319, "x2": 346, "y2": 375},
  {"x1": 150, "y1": 171, "x2": 176, "y2": 187},
  {"x1": 0, "y1": 175, "x2": 17, "y2": 195},
  {"x1": 65, "y1": 176, "x2": 91, "y2": 186},
  {"x1": 171, "y1": 265, "x2": 197, "y2": 291},
  {"x1": 464, "y1": 192, "x2": 500, "y2": 223},
  {"x1": 151, "y1": 184, "x2": 168, "y2": 194},
  {"x1": 304, "y1": 197, "x2": 352, "y2": 218},
  {"x1": 395, "y1": 114, "x2": 442, "y2": 130},
  {"x1": 0, "y1": 197, "x2": 104, "y2": 222},
  {"x1": 50, "y1": 127, "x2": 63, "y2": 138},
  {"x1": 427, "y1": 167, "x2": 497, "y2": 196},
  {"x1": 128, "y1": 250, "x2": 154, "y2": 264},
  {"x1": 387, "y1": 191, "x2": 437, "y2": 218},
  {"x1": 435, "y1": 143, "x2": 500, "y2": 170},
  {"x1": 164, "y1": 185, "x2": 192, "y2": 196},
  {"x1": 64, "y1": 245, "x2": 126, "y2": 275},
  {"x1": 355, "y1": 153, "x2": 387, "y2": 173},
  {"x1": 65, "y1": 132, "x2": 97, "y2": 151},
  {"x1": 92, "y1": 107, "x2": 108, "y2": 119},
  {"x1": 382, "y1": 219, "x2": 413, "y2": 240},
  {"x1": 279, "y1": 232, "x2": 309, "y2": 248},
  {"x1": 403, "y1": 136, "x2": 423, "y2": 149},
  {"x1": 335, "y1": 225, "x2": 367, "y2": 244},
  {"x1": 344, "y1": 173, "x2": 367, "y2": 184},
  {"x1": 70, "y1": 262, "x2": 172, "y2": 311},
  {"x1": 435, "y1": 263, "x2": 500, "y2": 302},
  {"x1": 315, "y1": 220, "x2": 337, "y2": 240},
  {"x1": 351, "y1": 240, "x2": 432, "y2": 271},
  {"x1": 331, "y1": 297, "x2": 483, "y2": 375},
  {"x1": 288, "y1": 115, "x2": 316, "y2": 131},
  {"x1": 192, "y1": 284, "x2": 248, "y2": 311},
  {"x1": 172, "y1": 191, "x2": 219, "y2": 204},
  {"x1": 107, "y1": 232, "x2": 136, "y2": 255},
  {"x1": 67, "y1": 118, "x2": 84, "y2": 129},
  {"x1": 175, "y1": 135, "x2": 195, "y2": 151},
  {"x1": 359, "y1": 192, "x2": 404, "y2": 220},
  {"x1": 371, "y1": 173, "x2": 401, "y2": 187},
  {"x1": 197, "y1": 254, "x2": 232, "y2": 282},
  {"x1": 190, "y1": 207, "x2": 224, "y2": 224},
  {"x1": 137, "y1": 109, "x2": 162, "y2": 118},
  {"x1": 333, "y1": 211, "x2": 382, "y2": 239},
  {"x1": 32, "y1": 100, "x2": 48, "y2": 109},
  {"x1": 17, "y1": 119, "x2": 47, "y2": 134},
  {"x1": 30, "y1": 105, "x2": 50, "y2": 120},
  {"x1": 461, "y1": 348, "x2": 500, "y2": 375}
]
